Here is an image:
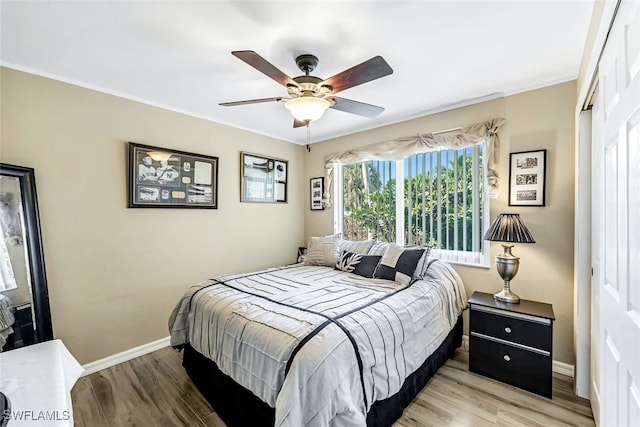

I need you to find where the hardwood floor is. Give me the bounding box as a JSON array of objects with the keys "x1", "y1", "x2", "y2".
[{"x1": 72, "y1": 346, "x2": 594, "y2": 427}]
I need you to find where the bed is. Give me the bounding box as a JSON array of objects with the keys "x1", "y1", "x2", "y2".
[{"x1": 169, "y1": 244, "x2": 467, "y2": 427}]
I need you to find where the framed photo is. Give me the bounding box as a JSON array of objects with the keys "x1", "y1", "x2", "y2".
[
  {"x1": 509, "y1": 149, "x2": 546, "y2": 206},
  {"x1": 310, "y1": 177, "x2": 324, "y2": 210},
  {"x1": 241, "y1": 152, "x2": 288, "y2": 203},
  {"x1": 128, "y1": 142, "x2": 218, "y2": 208},
  {"x1": 297, "y1": 246, "x2": 307, "y2": 263}
]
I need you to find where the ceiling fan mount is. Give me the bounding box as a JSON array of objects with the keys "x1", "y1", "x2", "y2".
[
  {"x1": 295, "y1": 54, "x2": 319, "y2": 75},
  {"x1": 219, "y1": 50, "x2": 393, "y2": 127}
]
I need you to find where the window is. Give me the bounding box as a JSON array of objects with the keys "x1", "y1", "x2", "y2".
[{"x1": 338, "y1": 144, "x2": 489, "y2": 266}]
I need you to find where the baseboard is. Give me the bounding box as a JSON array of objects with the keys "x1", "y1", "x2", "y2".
[
  {"x1": 81, "y1": 336, "x2": 171, "y2": 376},
  {"x1": 552, "y1": 360, "x2": 575, "y2": 378},
  {"x1": 461, "y1": 335, "x2": 574, "y2": 378}
]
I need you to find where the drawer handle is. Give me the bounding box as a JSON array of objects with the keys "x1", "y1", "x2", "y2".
[
  {"x1": 504, "y1": 327, "x2": 512, "y2": 334},
  {"x1": 503, "y1": 355, "x2": 511, "y2": 362}
]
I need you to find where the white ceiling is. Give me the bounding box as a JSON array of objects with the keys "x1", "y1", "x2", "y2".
[{"x1": 0, "y1": 1, "x2": 594, "y2": 145}]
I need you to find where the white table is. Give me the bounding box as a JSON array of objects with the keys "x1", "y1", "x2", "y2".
[{"x1": 0, "y1": 339, "x2": 84, "y2": 426}]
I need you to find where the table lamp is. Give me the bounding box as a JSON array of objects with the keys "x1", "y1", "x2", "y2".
[{"x1": 483, "y1": 213, "x2": 536, "y2": 303}]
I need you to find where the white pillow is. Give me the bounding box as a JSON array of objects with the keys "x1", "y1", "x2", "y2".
[{"x1": 304, "y1": 235, "x2": 342, "y2": 267}]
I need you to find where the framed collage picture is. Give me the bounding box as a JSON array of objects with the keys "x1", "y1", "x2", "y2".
[
  {"x1": 310, "y1": 177, "x2": 324, "y2": 210},
  {"x1": 508, "y1": 149, "x2": 546, "y2": 206},
  {"x1": 128, "y1": 142, "x2": 218, "y2": 208},
  {"x1": 240, "y1": 152, "x2": 288, "y2": 203}
]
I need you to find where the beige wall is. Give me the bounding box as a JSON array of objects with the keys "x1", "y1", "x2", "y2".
[
  {"x1": 304, "y1": 81, "x2": 577, "y2": 364},
  {"x1": 0, "y1": 68, "x2": 305, "y2": 364}
]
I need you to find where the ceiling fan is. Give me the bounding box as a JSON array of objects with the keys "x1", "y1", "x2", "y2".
[{"x1": 220, "y1": 50, "x2": 393, "y2": 128}]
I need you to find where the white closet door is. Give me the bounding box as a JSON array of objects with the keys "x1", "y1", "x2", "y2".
[
  {"x1": 595, "y1": 1, "x2": 640, "y2": 425},
  {"x1": 591, "y1": 89, "x2": 602, "y2": 422}
]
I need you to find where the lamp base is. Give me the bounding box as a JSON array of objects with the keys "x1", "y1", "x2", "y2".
[
  {"x1": 494, "y1": 244, "x2": 521, "y2": 304},
  {"x1": 494, "y1": 288, "x2": 520, "y2": 304}
]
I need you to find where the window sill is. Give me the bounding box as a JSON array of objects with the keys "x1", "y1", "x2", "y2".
[{"x1": 443, "y1": 260, "x2": 491, "y2": 269}]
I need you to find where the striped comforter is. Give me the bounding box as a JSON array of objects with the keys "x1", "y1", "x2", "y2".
[{"x1": 169, "y1": 260, "x2": 467, "y2": 426}]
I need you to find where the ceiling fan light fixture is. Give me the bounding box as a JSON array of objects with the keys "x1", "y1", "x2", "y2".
[{"x1": 285, "y1": 97, "x2": 330, "y2": 123}]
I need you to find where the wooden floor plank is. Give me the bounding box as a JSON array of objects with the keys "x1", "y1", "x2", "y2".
[
  {"x1": 421, "y1": 376, "x2": 499, "y2": 424},
  {"x1": 202, "y1": 411, "x2": 228, "y2": 427},
  {"x1": 126, "y1": 354, "x2": 205, "y2": 426},
  {"x1": 147, "y1": 348, "x2": 215, "y2": 421},
  {"x1": 72, "y1": 347, "x2": 594, "y2": 427},
  {"x1": 71, "y1": 376, "x2": 107, "y2": 426},
  {"x1": 88, "y1": 365, "x2": 145, "y2": 423}
]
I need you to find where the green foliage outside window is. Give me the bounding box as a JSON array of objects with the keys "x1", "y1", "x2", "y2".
[
  {"x1": 342, "y1": 147, "x2": 484, "y2": 252},
  {"x1": 343, "y1": 162, "x2": 395, "y2": 242}
]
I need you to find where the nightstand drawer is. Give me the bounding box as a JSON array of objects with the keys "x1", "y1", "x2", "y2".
[
  {"x1": 470, "y1": 308, "x2": 552, "y2": 351},
  {"x1": 469, "y1": 335, "x2": 552, "y2": 398}
]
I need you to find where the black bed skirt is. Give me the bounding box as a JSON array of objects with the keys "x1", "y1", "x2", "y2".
[{"x1": 183, "y1": 315, "x2": 463, "y2": 427}]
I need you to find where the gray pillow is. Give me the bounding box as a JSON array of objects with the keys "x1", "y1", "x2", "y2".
[
  {"x1": 340, "y1": 239, "x2": 375, "y2": 255},
  {"x1": 368, "y1": 240, "x2": 390, "y2": 256},
  {"x1": 410, "y1": 245, "x2": 433, "y2": 279},
  {"x1": 304, "y1": 235, "x2": 342, "y2": 267}
]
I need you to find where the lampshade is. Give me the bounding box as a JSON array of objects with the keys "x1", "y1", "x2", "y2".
[
  {"x1": 483, "y1": 213, "x2": 535, "y2": 244},
  {"x1": 285, "y1": 96, "x2": 330, "y2": 122},
  {"x1": 147, "y1": 151, "x2": 172, "y2": 162},
  {"x1": 484, "y1": 213, "x2": 535, "y2": 304}
]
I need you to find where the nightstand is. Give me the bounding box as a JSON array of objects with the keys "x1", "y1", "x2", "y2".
[{"x1": 468, "y1": 291, "x2": 555, "y2": 398}]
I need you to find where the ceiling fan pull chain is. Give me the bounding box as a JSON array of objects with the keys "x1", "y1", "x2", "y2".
[{"x1": 306, "y1": 124, "x2": 311, "y2": 152}]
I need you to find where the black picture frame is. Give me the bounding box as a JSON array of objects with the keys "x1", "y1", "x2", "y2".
[
  {"x1": 0, "y1": 163, "x2": 53, "y2": 344},
  {"x1": 310, "y1": 177, "x2": 324, "y2": 210},
  {"x1": 508, "y1": 149, "x2": 546, "y2": 206},
  {"x1": 128, "y1": 142, "x2": 218, "y2": 208},
  {"x1": 297, "y1": 247, "x2": 307, "y2": 263},
  {"x1": 240, "y1": 152, "x2": 288, "y2": 203}
]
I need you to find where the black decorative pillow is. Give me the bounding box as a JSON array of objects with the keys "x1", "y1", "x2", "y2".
[
  {"x1": 335, "y1": 251, "x2": 382, "y2": 278},
  {"x1": 374, "y1": 244, "x2": 425, "y2": 285}
]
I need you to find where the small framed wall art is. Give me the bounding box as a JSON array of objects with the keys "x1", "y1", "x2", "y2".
[
  {"x1": 240, "y1": 152, "x2": 288, "y2": 203},
  {"x1": 310, "y1": 177, "x2": 324, "y2": 210},
  {"x1": 508, "y1": 149, "x2": 546, "y2": 206},
  {"x1": 297, "y1": 246, "x2": 307, "y2": 263},
  {"x1": 128, "y1": 142, "x2": 218, "y2": 208}
]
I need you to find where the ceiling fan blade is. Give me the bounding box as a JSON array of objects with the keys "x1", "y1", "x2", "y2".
[
  {"x1": 232, "y1": 51, "x2": 298, "y2": 87},
  {"x1": 219, "y1": 97, "x2": 284, "y2": 107},
  {"x1": 293, "y1": 119, "x2": 308, "y2": 128},
  {"x1": 329, "y1": 96, "x2": 384, "y2": 118},
  {"x1": 321, "y1": 56, "x2": 393, "y2": 94}
]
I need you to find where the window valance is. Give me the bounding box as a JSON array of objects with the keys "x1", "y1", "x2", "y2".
[{"x1": 322, "y1": 118, "x2": 505, "y2": 206}]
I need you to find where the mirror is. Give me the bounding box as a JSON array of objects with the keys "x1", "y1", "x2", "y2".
[
  {"x1": 240, "y1": 152, "x2": 288, "y2": 203},
  {"x1": 0, "y1": 164, "x2": 52, "y2": 350}
]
